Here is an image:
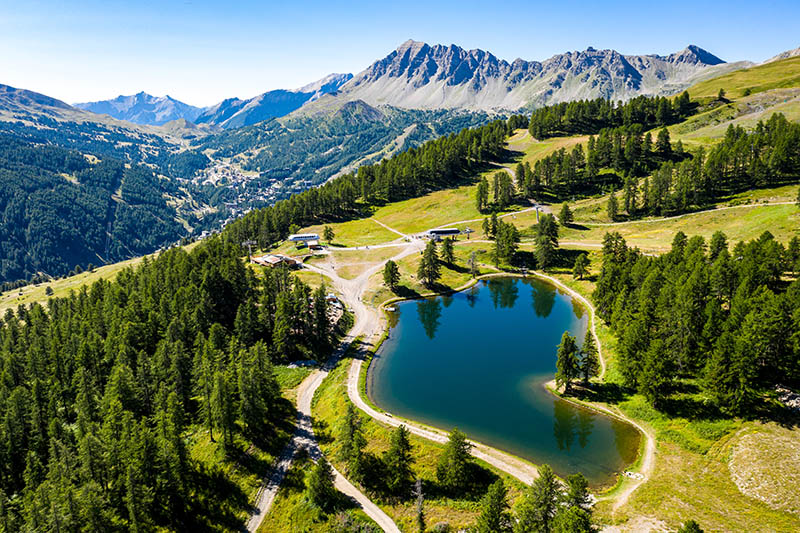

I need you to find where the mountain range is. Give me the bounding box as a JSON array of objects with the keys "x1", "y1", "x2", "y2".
[
  {"x1": 74, "y1": 73, "x2": 353, "y2": 129},
  {"x1": 67, "y1": 41, "x2": 748, "y2": 128},
  {"x1": 338, "y1": 41, "x2": 745, "y2": 111}
]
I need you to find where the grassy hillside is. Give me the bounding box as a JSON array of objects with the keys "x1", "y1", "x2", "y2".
[{"x1": 687, "y1": 56, "x2": 800, "y2": 100}]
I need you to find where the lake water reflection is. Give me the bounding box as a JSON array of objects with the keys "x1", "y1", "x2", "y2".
[{"x1": 369, "y1": 277, "x2": 640, "y2": 486}]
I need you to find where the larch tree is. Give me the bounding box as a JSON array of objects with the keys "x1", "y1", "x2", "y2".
[
  {"x1": 307, "y1": 457, "x2": 337, "y2": 512},
  {"x1": 417, "y1": 240, "x2": 441, "y2": 287},
  {"x1": 441, "y1": 237, "x2": 455, "y2": 265},
  {"x1": 535, "y1": 214, "x2": 559, "y2": 269},
  {"x1": 476, "y1": 479, "x2": 511, "y2": 533},
  {"x1": 580, "y1": 333, "x2": 600, "y2": 384},
  {"x1": 607, "y1": 190, "x2": 619, "y2": 222},
  {"x1": 436, "y1": 428, "x2": 473, "y2": 495},
  {"x1": 514, "y1": 463, "x2": 559, "y2": 533},
  {"x1": 572, "y1": 253, "x2": 589, "y2": 280},
  {"x1": 558, "y1": 202, "x2": 573, "y2": 226},
  {"x1": 384, "y1": 425, "x2": 414, "y2": 498},
  {"x1": 383, "y1": 260, "x2": 400, "y2": 291},
  {"x1": 323, "y1": 225, "x2": 335, "y2": 243},
  {"x1": 555, "y1": 332, "x2": 580, "y2": 393}
]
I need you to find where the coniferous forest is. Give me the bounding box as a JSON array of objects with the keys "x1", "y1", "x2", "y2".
[
  {"x1": 520, "y1": 94, "x2": 800, "y2": 216},
  {"x1": 593, "y1": 230, "x2": 800, "y2": 413},
  {"x1": 0, "y1": 238, "x2": 337, "y2": 530}
]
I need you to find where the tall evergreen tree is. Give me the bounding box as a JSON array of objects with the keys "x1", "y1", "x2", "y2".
[
  {"x1": 441, "y1": 238, "x2": 455, "y2": 265},
  {"x1": 383, "y1": 260, "x2": 401, "y2": 291},
  {"x1": 558, "y1": 203, "x2": 573, "y2": 226},
  {"x1": 535, "y1": 214, "x2": 559, "y2": 269},
  {"x1": 417, "y1": 240, "x2": 441, "y2": 287},
  {"x1": 514, "y1": 463, "x2": 559, "y2": 533},
  {"x1": 384, "y1": 425, "x2": 414, "y2": 499},
  {"x1": 607, "y1": 191, "x2": 619, "y2": 222},
  {"x1": 580, "y1": 333, "x2": 600, "y2": 384},
  {"x1": 555, "y1": 332, "x2": 580, "y2": 393},
  {"x1": 338, "y1": 404, "x2": 367, "y2": 481},
  {"x1": 436, "y1": 428, "x2": 473, "y2": 495},
  {"x1": 307, "y1": 458, "x2": 337, "y2": 513},
  {"x1": 476, "y1": 479, "x2": 511, "y2": 533},
  {"x1": 572, "y1": 253, "x2": 589, "y2": 280}
]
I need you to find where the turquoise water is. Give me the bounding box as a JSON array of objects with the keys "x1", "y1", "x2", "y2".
[{"x1": 368, "y1": 277, "x2": 640, "y2": 486}]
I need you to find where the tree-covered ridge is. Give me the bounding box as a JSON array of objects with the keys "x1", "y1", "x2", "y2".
[
  {"x1": 519, "y1": 124, "x2": 682, "y2": 201},
  {"x1": 192, "y1": 103, "x2": 492, "y2": 200},
  {"x1": 223, "y1": 117, "x2": 514, "y2": 248},
  {"x1": 633, "y1": 113, "x2": 800, "y2": 216},
  {"x1": 593, "y1": 230, "x2": 800, "y2": 412},
  {"x1": 0, "y1": 237, "x2": 336, "y2": 531},
  {"x1": 0, "y1": 135, "x2": 185, "y2": 283},
  {"x1": 527, "y1": 92, "x2": 694, "y2": 139}
]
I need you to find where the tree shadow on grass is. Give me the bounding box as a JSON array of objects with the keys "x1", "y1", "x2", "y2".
[
  {"x1": 186, "y1": 461, "x2": 252, "y2": 531},
  {"x1": 570, "y1": 381, "x2": 630, "y2": 405},
  {"x1": 390, "y1": 284, "x2": 423, "y2": 300},
  {"x1": 425, "y1": 463, "x2": 500, "y2": 502}
]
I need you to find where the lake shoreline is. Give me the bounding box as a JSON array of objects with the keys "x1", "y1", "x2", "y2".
[{"x1": 365, "y1": 272, "x2": 641, "y2": 489}]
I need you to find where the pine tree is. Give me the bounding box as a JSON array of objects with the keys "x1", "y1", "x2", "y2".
[
  {"x1": 558, "y1": 203, "x2": 573, "y2": 226},
  {"x1": 383, "y1": 260, "x2": 400, "y2": 291},
  {"x1": 656, "y1": 127, "x2": 672, "y2": 157},
  {"x1": 639, "y1": 339, "x2": 673, "y2": 408},
  {"x1": 273, "y1": 292, "x2": 293, "y2": 360},
  {"x1": 211, "y1": 369, "x2": 236, "y2": 451},
  {"x1": 709, "y1": 231, "x2": 728, "y2": 261},
  {"x1": 417, "y1": 240, "x2": 441, "y2": 287},
  {"x1": 555, "y1": 332, "x2": 580, "y2": 393},
  {"x1": 564, "y1": 473, "x2": 590, "y2": 509},
  {"x1": 477, "y1": 177, "x2": 490, "y2": 213},
  {"x1": 572, "y1": 254, "x2": 589, "y2": 280},
  {"x1": 580, "y1": 333, "x2": 600, "y2": 384},
  {"x1": 514, "y1": 463, "x2": 559, "y2": 533},
  {"x1": 607, "y1": 190, "x2": 619, "y2": 221},
  {"x1": 476, "y1": 479, "x2": 511, "y2": 533},
  {"x1": 441, "y1": 238, "x2": 455, "y2": 265},
  {"x1": 323, "y1": 225, "x2": 335, "y2": 243},
  {"x1": 384, "y1": 425, "x2": 414, "y2": 498},
  {"x1": 436, "y1": 428, "x2": 473, "y2": 495},
  {"x1": 535, "y1": 214, "x2": 559, "y2": 269},
  {"x1": 552, "y1": 506, "x2": 593, "y2": 533},
  {"x1": 338, "y1": 404, "x2": 367, "y2": 481},
  {"x1": 307, "y1": 457, "x2": 337, "y2": 512}
]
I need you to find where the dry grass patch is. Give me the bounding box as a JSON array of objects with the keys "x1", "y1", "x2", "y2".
[{"x1": 728, "y1": 423, "x2": 800, "y2": 516}]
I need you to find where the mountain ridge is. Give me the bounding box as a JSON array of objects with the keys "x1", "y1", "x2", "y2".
[{"x1": 337, "y1": 40, "x2": 736, "y2": 111}]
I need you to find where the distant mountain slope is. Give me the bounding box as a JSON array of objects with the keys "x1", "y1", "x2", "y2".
[
  {"x1": 0, "y1": 134, "x2": 188, "y2": 283},
  {"x1": 764, "y1": 46, "x2": 800, "y2": 64},
  {"x1": 75, "y1": 92, "x2": 204, "y2": 125},
  {"x1": 0, "y1": 83, "x2": 73, "y2": 113},
  {"x1": 338, "y1": 40, "x2": 744, "y2": 111},
  {"x1": 191, "y1": 97, "x2": 490, "y2": 203},
  {"x1": 195, "y1": 73, "x2": 353, "y2": 129}
]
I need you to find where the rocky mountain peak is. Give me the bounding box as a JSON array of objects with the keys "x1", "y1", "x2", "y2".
[{"x1": 340, "y1": 40, "x2": 733, "y2": 111}]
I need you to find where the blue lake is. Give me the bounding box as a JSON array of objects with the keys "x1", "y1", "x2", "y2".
[{"x1": 368, "y1": 277, "x2": 640, "y2": 486}]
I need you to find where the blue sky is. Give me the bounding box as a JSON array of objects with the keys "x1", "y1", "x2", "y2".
[{"x1": 1, "y1": 0, "x2": 798, "y2": 107}]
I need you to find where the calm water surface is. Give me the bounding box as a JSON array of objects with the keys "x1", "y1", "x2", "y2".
[{"x1": 368, "y1": 277, "x2": 640, "y2": 486}]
